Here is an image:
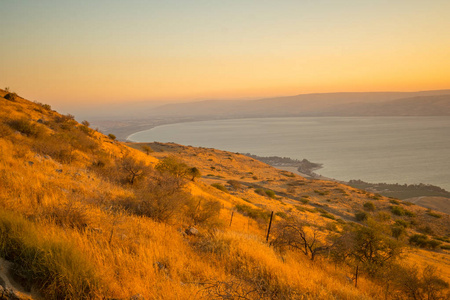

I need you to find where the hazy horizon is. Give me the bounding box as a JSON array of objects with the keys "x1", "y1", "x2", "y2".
[{"x1": 2, "y1": 0, "x2": 450, "y2": 112}]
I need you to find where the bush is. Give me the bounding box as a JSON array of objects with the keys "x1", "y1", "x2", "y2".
[
  {"x1": 395, "y1": 219, "x2": 409, "y2": 228},
  {"x1": 300, "y1": 198, "x2": 309, "y2": 204},
  {"x1": 391, "y1": 206, "x2": 404, "y2": 216},
  {"x1": 7, "y1": 118, "x2": 44, "y2": 137},
  {"x1": 390, "y1": 205, "x2": 415, "y2": 217},
  {"x1": 321, "y1": 212, "x2": 335, "y2": 220},
  {"x1": 363, "y1": 202, "x2": 375, "y2": 211},
  {"x1": 426, "y1": 210, "x2": 442, "y2": 218},
  {"x1": 34, "y1": 101, "x2": 52, "y2": 111},
  {"x1": 4, "y1": 92, "x2": 17, "y2": 101},
  {"x1": 128, "y1": 174, "x2": 190, "y2": 222},
  {"x1": 108, "y1": 133, "x2": 116, "y2": 140},
  {"x1": 314, "y1": 190, "x2": 329, "y2": 196},
  {"x1": 390, "y1": 199, "x2": 401, "y2": 205},
  {"x1": 186, "y1": 196, "x2": 222, "y2": 228},
  {"x1": 211, "y1": 183, "x2": 228, "y2": 193},
  {"x1": 375, "y1": 211, "x2": 391, "y2": 222},
  {"x1": 227, "y1": 180, "x2": 242, "y2": 190},
  {"x1": 355, "y1": 211, "x2": 368, "y2": 221},
  {"x1": 156, "y1": 156, "x2": 190, "y2": 180},
  {"x1": 265, "y1": 190, "x2": 276, "y2": 199},
  {"x1": 235, "y1": 204, "x2": 271, "y2": 222},
  {"x1": 409, "y1": 234, "x2": 430, "y2": 248},
  {"x1": 391, "y1": 225, "x2": 406, "y2": 239},
  {"x1": 254, "y1": 188, "x2": 265, "y2": 196}
]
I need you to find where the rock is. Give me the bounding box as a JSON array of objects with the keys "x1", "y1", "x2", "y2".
[
  {"x1": 36, "y1": 119, "x2": 44, "y2": 124},
  {"x1": 155, "y1": 261, "x2": 165, "y2": 271},
  {"x1": 185, "y1": 227, "x2": 199, "y2": 236},
  {"x1": 27, "y1": 161, "x2": 34, "y2": 166},
  {"x1": 55, "y1": 169, "x2": 63, "y2": 173}
]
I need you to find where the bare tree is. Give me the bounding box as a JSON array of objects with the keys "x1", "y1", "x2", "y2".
[
  {"x1": 120, "y1": 156, "x2": 149, "y2": 185},
  {"x1": 271, "y1": 217, "x2": 330, "y2": 261}
]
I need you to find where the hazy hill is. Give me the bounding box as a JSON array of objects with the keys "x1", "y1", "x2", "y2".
[
  {"x1": 327, "y1": 94, "x2": 450, "y2": 116},
  {"x1": 148, "y1": 90, "x2": 450, "y2": 118},
  {"x1": 0, "y1": 89, "x2": 449, "y2": 299}
]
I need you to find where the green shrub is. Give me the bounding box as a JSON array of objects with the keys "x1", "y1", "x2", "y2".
[
  {"x1": 235, "y1": 204, "x2": 271, "y2": 222},
  {"x1": 395, "y1": 219, "x2": 409, "y2": 228},
  {"x1": 314, "y1": 190, "x2": 329, "y2": 196},
  {"x1": 321, "y1": 212, "x2": 335, "y2": 220},
  {"x1": 355, "y1": 211, "x2": 368, "y2": 221},
  {"x1": 370, "y1": 194, "x2": 382, "y2": 200},
  {"x1": 4, "y1": 92, "x2": 17, "y2": 101},
  {"x1": 391, "y1": 225, "x2": 406, "y2": 239},
  {"x1": 426, "y1": 210, "x2": 442, "y2": 218},
  {"x1": 363, "y1": 202, "x2": 375, "y2": 211},
  {"x1": 390, "y1": 205, "x2": 415, "y2": 217},
  {"x1": 254, "y1": 188, "x2": 265, "y2": 196},
  {"x1": 227, "y1": 180, "x2": 242, "y2": 190},
  {"x1": 211, "y1": 183, "x2": 228, "y2": 193},
  {"x1": 7, "y1": 118, "x2": 44, "y2": 137},
  {"x1": 265, "y1": 190, "x2": 276, "y2": 199},
  {"x1": 300, "y1": 198, "x2": 309, "y2": 204},
  {"x1": 409, "y1": 234, "x2": 430, "y2": 248},
  {"x1": 108, "y1": 133, "x2": 116, "y2": 140},
  {"x1": 440, "y1": 244, "x2": 450, "y2": 250}
]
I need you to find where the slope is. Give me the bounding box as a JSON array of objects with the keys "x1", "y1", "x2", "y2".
[{"x1": 0, "y1": 89, "x2": 449, "y2": 299}]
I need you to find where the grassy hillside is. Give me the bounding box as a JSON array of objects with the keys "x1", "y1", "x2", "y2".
[{"x1": 0, "y1": 89, "x2": 449, "y2": 299}]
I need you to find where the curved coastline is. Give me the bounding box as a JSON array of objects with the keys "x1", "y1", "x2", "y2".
[{"x1": 124, "y1": 117, "x2": 450, "y2": 195}]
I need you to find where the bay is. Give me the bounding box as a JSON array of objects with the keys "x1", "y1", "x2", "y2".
[{"x1": 128, "y1": 117, "x2": 450, "y2": 191}]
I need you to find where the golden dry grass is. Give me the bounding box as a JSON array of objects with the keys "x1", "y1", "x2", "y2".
[{"x1": 0, "y1": 89, "x2": 449, "y2": 299}]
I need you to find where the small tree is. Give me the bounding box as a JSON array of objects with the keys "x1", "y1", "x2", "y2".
[
  {"x1": 108, "y1": 133, "x2": 116, "y2": 141},
  {"x1": 332, "y1": 220, "x2": 404, "y2": 279},
  {"x1": 155, "y1": 156, "x2": 191, "y2": 186},
  {"x1": 188, "y1": 167, "x2": 202, "y2": 181},
  {"x1": 141, "y1": 145, "x2": 153, "y2": 155}
]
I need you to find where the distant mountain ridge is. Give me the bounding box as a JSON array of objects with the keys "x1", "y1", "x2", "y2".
[{"x1": 148, "y1": 90, "x2": 450, "y2": 118}]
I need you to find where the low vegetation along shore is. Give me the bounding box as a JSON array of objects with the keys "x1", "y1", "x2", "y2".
[
  {"x1": 1, "y1": 89, "x2": 449, "y2": 299},
  {"x1": 248, "y1": 154, "x2": 450, "y2": 211}
]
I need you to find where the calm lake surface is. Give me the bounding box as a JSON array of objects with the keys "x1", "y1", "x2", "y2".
[{"x1": 128, "y1": 117, "x2": 450, "y2": 191}]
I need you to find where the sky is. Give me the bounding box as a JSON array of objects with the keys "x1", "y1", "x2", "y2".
[{"x1": 1, "y1": 0, "x2": 450, "y2": 111}]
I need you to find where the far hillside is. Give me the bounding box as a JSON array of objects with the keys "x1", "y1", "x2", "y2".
[{"x1": 89, "y1": 89, "x2": 450, "y2": 140}]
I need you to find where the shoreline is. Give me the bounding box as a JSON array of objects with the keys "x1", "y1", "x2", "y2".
[{"x1": 122, "y1": 119, "x2": 450, "y2": 197}]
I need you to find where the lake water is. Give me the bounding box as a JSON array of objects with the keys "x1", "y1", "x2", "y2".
[{"x1": 128, "y1": 117, "x2": 450, "y2": 191}]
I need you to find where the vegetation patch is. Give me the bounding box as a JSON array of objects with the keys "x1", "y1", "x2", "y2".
[
  {"x1": 0, "y1": 210, "x2": 101, "y2": 298},
  {"x1": 235, "y1": 204, "x2": 271, "y2": 222},
  {"x1": 211, "y1": 183, "x2": 228, "y2": 193}
]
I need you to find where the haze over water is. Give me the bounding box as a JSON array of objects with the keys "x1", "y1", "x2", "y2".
[{"x1": 129, "y1": 117, "x2": 450, "y2": 191}]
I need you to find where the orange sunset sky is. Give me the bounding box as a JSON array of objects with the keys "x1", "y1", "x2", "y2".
[{"x1": 1, "y1": 0, "x2": 449, "y2": 111}]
